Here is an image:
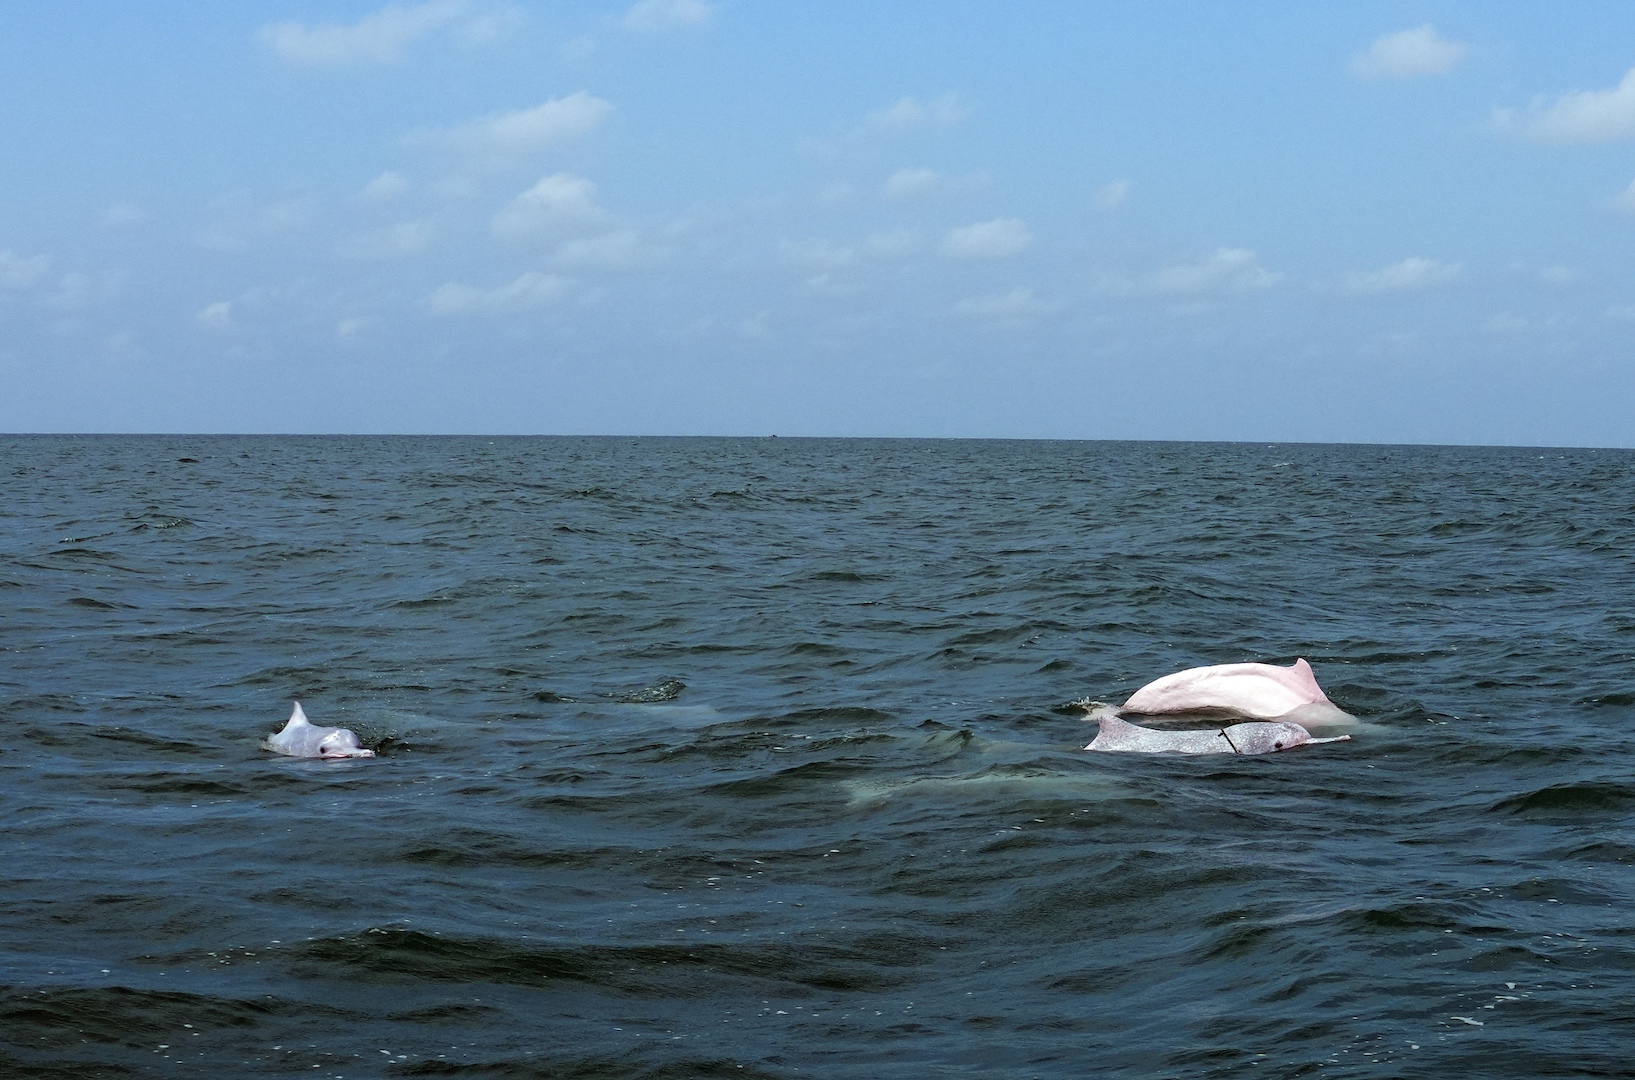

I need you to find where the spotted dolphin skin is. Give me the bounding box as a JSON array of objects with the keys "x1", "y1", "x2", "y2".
[
  {"x1": 1081, "y1": 705, "x2": 1350, "y2": 755},
  {"x1": 1120, "y1": 658, "x2": 1352, "y2": 726},
  {"x1": 261, "y1": 702, "x2": 375, "y2": 759}
]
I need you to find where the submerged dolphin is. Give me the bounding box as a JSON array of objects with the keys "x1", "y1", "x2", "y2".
[
  {"x1": 262, "y1": 702, "x2": 375, "y2": 759},
  {"x1": 1120, "y1": 658, "x2": 1350, "y2": 725},
  {"x1": 1082, "y1": 704, "x2": 1349, "y2": 755}
]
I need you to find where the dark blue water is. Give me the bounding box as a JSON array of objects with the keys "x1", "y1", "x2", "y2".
[{"x1": 3, "y1": 435, "x2": 1633, "y2": 1078}]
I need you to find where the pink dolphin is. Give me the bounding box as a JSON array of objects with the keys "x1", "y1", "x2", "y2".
[
  {"x1": 1082, "y1": 705, "x2": 1349, "y2": 755},
  {"x1": 261, "y1": 702, "x2": 375, "y2": 759},
  {"x1": 1120, "y1": 658, "x2": 1350, "y2": 726}
]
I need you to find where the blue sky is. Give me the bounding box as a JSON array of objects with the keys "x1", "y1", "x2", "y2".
[{"x1": 3, "y1": 2, "x2": 1634, "y2": 444}]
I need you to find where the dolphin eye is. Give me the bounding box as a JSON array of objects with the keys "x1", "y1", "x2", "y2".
[{"x1": 1273, "y1": 741, "x2": 1283, "y2": 749}]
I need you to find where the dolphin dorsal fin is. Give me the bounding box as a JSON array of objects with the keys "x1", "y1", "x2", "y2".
[
  {"x1": 289, "y1": 701, "x2": 310, "y2": 727},
  {"x1": 1289, "y1": 659, "x2": 1329, "y2": 701},
  {"x1": 1097, "y1": 713, "x2": 1141, "y2": 735}
]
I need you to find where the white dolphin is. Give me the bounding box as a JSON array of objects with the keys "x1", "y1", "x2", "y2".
[
  {"x1": 1119, "y1": 658, "x2": 1352, "y2": 726},
  {"x1": 262, "y1": 702, "x2": 375, "y2": 759},
  {"x1": 1082, "y1": 704, "x2": 1350, "y2": 755}
]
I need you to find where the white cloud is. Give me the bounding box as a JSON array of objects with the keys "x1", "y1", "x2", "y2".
[
  {"x1": 49, "y1": 271, "x2": 119, "y2": 312},
  {"x1": 555, "y1": 228, "x2": 648, "y2": 269},
  {"x1": 257, "y1": 199, "x2": 315, "y2": 233},
  {"x1": 780, "y1": 237, "x2": 855, "y2": 271},
  {"x1": 1604, "y1": 304, "x2": 1635, "y2": 322},
  {"x1": 1101, "y1": 248, "x2": 1279, "y2": 297},
  {"x1": 802, "y1": 96, "x2": 965, "y2": 158},
  {"x1": 337, "y1": 317, "x2": 370, "y2": 337},
  {"x1": 862, "y1": 229, "x2": 918, "y2": 259},
  {"x1": 883, "y1": 167, "x2": 941, "y2": 199},
  {"x1": 0, "y1": 250, "x2": 48, "y2": 289},
  {"x1": 1094, "y1": 180, "x2": 1131, "y2": 209},
  {"x1": 1611, "y1": 178, "x2": 1635, "y2": 214},
  {"x1": 866, "y1": 95, "x2": 964, "y2": 132},
  {"x1": 195, "y1": 301, "x2": 232, "y2": 328},
  {"x1": 953, "y1": 287, "x2": 1051, "y2": 320},
  {"x1": 1150, "y1": 248, "x2": 1280, "y2": 294},
  {"x1": 416, "y1": 93, "x2": 613, "y2": 162},
  {"x1": 428, "y1": 272, "x2": 569, "y2": 314},
  {"x1": 1481, "y1": 313, "x2": 1528, "y2": 334},
  {"x1": 1539, "y1": 265, "x2": 1581, "y2": 287},
  {"x1": 1497, "y1": 68, "x2": 1635, "y2": 145},
  {"x1": 363, "y1": 172, "x2": 410, "y2": 200},
  {"x1": 260, "y1": 0, "x2": 468, "y2": 67},
  {"x1": 1344, "y1": 256, "x2": 1462, "y2": 294},
  {"x1": 101, "y1": 204, "x2": 148, "y2": 228},
  {"x1": 940, "y1": 218, "x2": 1032, "y2": 260},
  {"x1": 622, "y1": 0, "x2": 713, "y2": 31},
  {"x1": 338, "y1": 219, "x2": 435, "y2": 259},
  {"x1": 492, "y1": 173, "x2": 614, "y2": 244},
  {"x1": 1351, "y1": 25, "x2": 1467, "y2": 79}
]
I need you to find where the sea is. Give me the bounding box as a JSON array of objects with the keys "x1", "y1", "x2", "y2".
[{"x1": 2, "y1": 435, "x2": 1633, "y2": 1079}]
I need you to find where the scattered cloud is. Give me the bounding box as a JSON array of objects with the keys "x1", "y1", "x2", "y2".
[
  {"x1": 862, "y1": 229, "x2": 918, "y2": 259},
  {"x1": 1612, "y1": 178, "x2": 1635, "y2": 214},
  {"x1": 953, "y1": 287, "x2": 1052, "y2": 320},
  {"x1": 940, "y1": 218, "x2": 1032, "y2": 260},
  {"x1": 492, "y1": 173, "x2": 614, "y2": 244},
  {"x1": 338, "y1": 219, "x2": 436, "y2": 259},
  {"x1": 1351, "y1": 25, "x2": 1467, "y2": 80},
  {"x1": 1094, "y1": 180, "x2": 1131, "y2": 209},
  {"x1": 258, "y1": 199, "x2": 315, "y2": 233},
  {"x1": 259, "y1": 0, "x2": 470, "y2": 67},
  {"x1": 101, "y1": 204, "x2": 149, "y2": 228},
  {"x1": 1496, "y1": 68, "x2": 1635, "y2": 144},
  {"x1": 51, "y1": 270, "x2": 121, "y2": 312},
  {"x1": 880, "y1": 168, "x2": 986, "y2": 200},
  {"x1": 362, "y1": 172, "x2": 410, "y2": 200},
  {"x1": 428, "y1": 272, "x2": 569, "y2": 314},
  {"x1": 1604, "y1": 304, "x2": 1635, "y2": 322},
  {"x1": 0, "y1": 250, "x2": 48, "y2": 289},
  {"x1": 1483, "y1": 311, "x2": 1567, "y2": 334},
  {"x1": 780, "y1": 237, "x2": 855, "y2": 272},
  {"x1": 1344, "y1": 256, "x2": 1462, "y2": 294},
  {"x1": 1538, "y1": 265, "x2": 1581, "y2": 287},
  {"x1": 337, "y1": 317, "x2": 370, "y2": 337},
  {"x1": 865, "y1": 95, "x2": 965, "y2": 133},
  {"x1": 413, "y1": 93, "x2": 613, "y2": 163},
  {"x1": 883, "y1": 167, "x2": 942, "y2": 199},
  {"x1": 622, "y1": 0, "x2": 713, "y2": 32},
  {"x1": 782, "y1": 230, "x2": 921, "y2": 270},
  {"x1": 195, "y1": 301, "x2": 232, "y2": 328},
  {"x1": 802, "y1": 96, "x2": 965, "y2": 158},
  {"x1": 555, "y1": 228, "x2": 648, "y2": 269},
  {"x1": 1105, "y1": 248, "x2": 1279, "y2": 296},
  {"x1": 489, "y1": 174, "x2": 650, "y2": 268}
]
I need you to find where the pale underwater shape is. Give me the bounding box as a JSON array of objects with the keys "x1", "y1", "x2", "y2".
[
  {"x1": 261, "y1": 701, "x2": 376, "y2": 759},
  {"x1": 1120, "y1": 658, "x2": 1352, "y2": 725},
  {"x1": 1082, "y1": 708, "x2": 1350, "y2": 755}
]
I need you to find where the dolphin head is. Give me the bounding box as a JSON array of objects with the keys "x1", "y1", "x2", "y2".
[
  {"x1": 314, "y1": 728, "x2": 375, "y2": 759},
  {"x1": 1223, "y1": 721, "x2": 1350, "y2": 754}
]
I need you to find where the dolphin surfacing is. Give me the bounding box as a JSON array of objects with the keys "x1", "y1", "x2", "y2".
[
  {"x1": 1120, "y1": 658, "x2": 1351, "y2": 725},
  {"x1": 1081, "y1": 704, "x2": 1350, "y2": 755},
  {"x1": 262, "y1": 702, "x2": 375, "y2": 759}
]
